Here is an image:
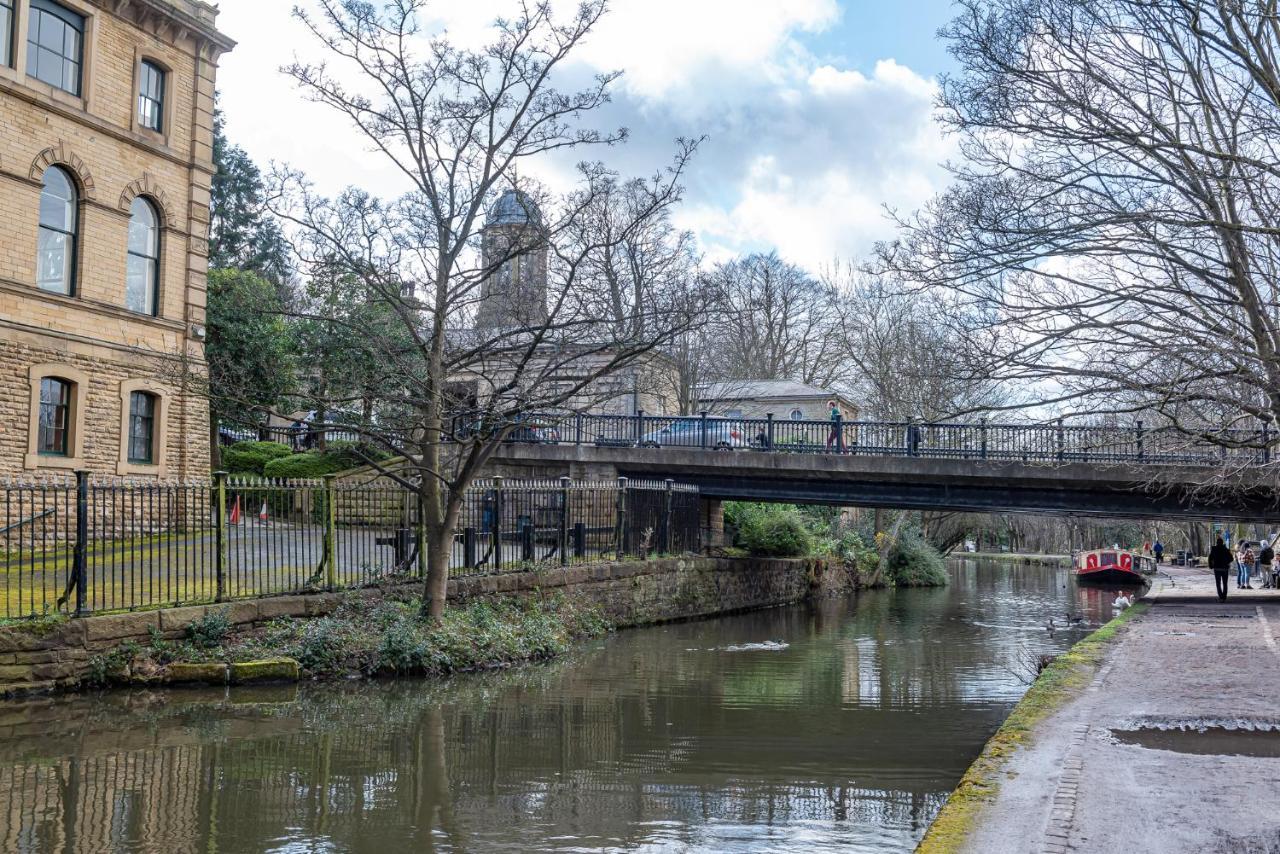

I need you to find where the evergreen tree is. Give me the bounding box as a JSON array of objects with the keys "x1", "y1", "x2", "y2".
[{"x1": 209, "y1": 109, "x2": 291, "y2": 291}]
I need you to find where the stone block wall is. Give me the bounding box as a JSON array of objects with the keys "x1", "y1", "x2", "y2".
[{"x1": 0, "y1": 555, "x2": 833, "y2": 695}]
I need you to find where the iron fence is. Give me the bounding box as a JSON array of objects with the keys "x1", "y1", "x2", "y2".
[
  {"x1": 486, "y1": 411, "x2": 1277, "y2": 467},
  {"x1": 0, "y1": 474, "x2": 700, "y2": 621}
]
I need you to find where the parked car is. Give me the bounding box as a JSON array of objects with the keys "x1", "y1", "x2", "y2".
[
  {"x1": 505, "y1": 422, "x2": 561, "y2": 444},
  {"x1": 640, "y1": 418, "x2": 747, "y2": 450}
]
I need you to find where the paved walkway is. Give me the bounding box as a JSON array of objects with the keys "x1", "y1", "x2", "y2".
[{"x1": 959, "y1": 563, "x2": 1280, "y2": 854}]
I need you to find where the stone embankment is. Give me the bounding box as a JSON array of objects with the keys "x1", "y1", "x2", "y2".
[
  {"x1": 0, "y1": 555, "x2": 847, "y2": 695},
  {"x1": 920, "y1": 563, "x2": 1280, "y2": 854}
]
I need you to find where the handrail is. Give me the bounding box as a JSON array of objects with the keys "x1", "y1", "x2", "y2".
[
  {"x1": 236, "y1": 410, "x2": 1276, "y2": 469},
  {"x1": 0, "y1": 508, "x2": 53, "y2": 535}
]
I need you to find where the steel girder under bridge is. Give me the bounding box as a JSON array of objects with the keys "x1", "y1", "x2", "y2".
[{"x1": 490, "y1": 445, "x2": 1280, "y2": 521}]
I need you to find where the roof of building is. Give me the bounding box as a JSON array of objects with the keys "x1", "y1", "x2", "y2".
[
  {"x1": 697, "y1": 380, "x2": 846, "y2": 401},
  {"x1": 488, "y1": 189, "x2": 542, "y2": 227}
]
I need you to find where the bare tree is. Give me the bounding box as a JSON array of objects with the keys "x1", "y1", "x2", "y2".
[
  {"x1": 271, "y1": 0, "x2": 705, "y2": 618},
  {"x1": 706, "y1": 252, "x2": 844, "y2": 386},
  {"x1": 828, "y1": 265, "x2": 1005, "y2": 421},
  {"x1": 880, "y1": 0, "x2": 1280, "y2": 465}
]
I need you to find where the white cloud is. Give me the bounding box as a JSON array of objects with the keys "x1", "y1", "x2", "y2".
[{"x1": 212, "y1": 0, "x2": 951, "y2": 270}]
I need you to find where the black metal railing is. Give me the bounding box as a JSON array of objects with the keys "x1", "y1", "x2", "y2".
[
  {"x1": 477, "y1": 411, "x2": 1275, "y2": 468},
  {"x1": 0, "y1": 474, "x2": 700, "y2": 621}
]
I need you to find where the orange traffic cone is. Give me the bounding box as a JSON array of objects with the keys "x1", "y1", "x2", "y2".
[
  {"x1": 258, "y1": 500, "x2": 270, "y2": 524},
  {"x1": 229, "y1": 495, "x2": 241, "y2": 525}
]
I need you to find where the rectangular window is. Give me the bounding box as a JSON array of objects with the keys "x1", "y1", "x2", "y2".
[
  {"x1": 137, "y1": 60, "x2": 164, "y2": 131},
  {"x1": 128, "y1": 391, "x2": 155, "y2": 464},
  {"x1": 26, "y1": 0, "x2": 83, "y2": 96},
  {"x1": 38, "y1": 377, "x2": 71, "y2": 456},
  {"x1": 0, "y1": 0, "x2": 13, "y2": 68}
]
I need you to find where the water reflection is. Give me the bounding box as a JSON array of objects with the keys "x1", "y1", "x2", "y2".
[{"x1": 0, "y1": 559, "x2": 1124, "y2": 853}]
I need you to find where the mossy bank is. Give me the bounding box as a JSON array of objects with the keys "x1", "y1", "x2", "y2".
[
  {"x1": 0, "y1": 555, "x2": 856, "y2": 696},
  {"x1": 914, "y1": 602, "x2": 1149, "y2": 853}
]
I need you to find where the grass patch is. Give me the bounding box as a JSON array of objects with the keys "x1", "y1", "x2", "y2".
[{"x1": 916, "y1": 601, "x2": 1149, "y2": 853}]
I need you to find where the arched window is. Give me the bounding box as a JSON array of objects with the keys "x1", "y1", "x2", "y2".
[
  {"x1": 38, "y1": 377, "x2": 72, "y2": 456},
  {"x1": 126, "y1": 197, "x2": 159, "y2": 315},
  {"x1": 790, "y1": 408, "x2": 804, "y2": 421},
  {"x1": 127, "y1": 391, "x2": 156, "y2": 463},
  {"x1": 36, "y1": 166, "x2": 76, "y2": 295}
]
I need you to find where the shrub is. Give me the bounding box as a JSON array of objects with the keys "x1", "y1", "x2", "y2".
[
  {"x1": 262, "y1": 451, "x2": 341, "y2": 480},
  {"x1": 187, "y1": 611, "x2": 232, "y2": 649},
  {"x1": 885, "y1": 533, "x2": 948, "y2": 587},
  {"x1": 321, "y1": 440, "x2": 390, "y2": 470},
  {"x1": 732, "y1": 504, "x2": 814, "y2": 558},
  {"x1": 222, "y1": 441, "x2": 292, "y2": 476}
]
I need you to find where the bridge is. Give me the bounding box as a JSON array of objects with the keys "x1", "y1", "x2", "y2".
[{"x1": 488, "y1": 413, "x2": 1280, "y2": 521}]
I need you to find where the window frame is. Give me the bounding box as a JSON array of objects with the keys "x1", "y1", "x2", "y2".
[
  {"x1": 25, "y1": 0, "x2": 84, "y2": 96},
  {"x1": 37, "y1": 377, "x2": 71, "y2": 456},
  {"x1": 36, "y1": 164, "x2": 78, "y2": 297},
  {"x1": 117, "y1": 380, "x2": 169, "y2": 475},
  {"x1": 127, "y1": 391, "x2": 156, "y2": 464},
  {"x1": 125, "y1": 195, "x2": 160, "y2": 316},
  {"x1": 137, "y1": 58, "x2": 164, "y2": 132},
  {"x1": 789, "y1": 408, "x2": 804, "y2": 421},
  {"x1": 0, "y1": 0, "x2": 14, "y2": 70},
  {"x1": 25, "y1": 363, "x2": 87, "y2": 470}
]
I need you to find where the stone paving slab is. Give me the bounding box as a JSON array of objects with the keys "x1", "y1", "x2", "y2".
[{"x1": 958, "y1": 564, "x2": 1280, "y2": 854}]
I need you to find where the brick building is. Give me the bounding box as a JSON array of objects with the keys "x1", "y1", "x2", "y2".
[{"x1": 0, "y1": 0, "x2": 232, "y2": 478}]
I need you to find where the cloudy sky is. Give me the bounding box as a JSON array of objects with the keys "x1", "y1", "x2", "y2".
[{"x1": 213, "y1": 0, "x2": 959, "y2": 271}]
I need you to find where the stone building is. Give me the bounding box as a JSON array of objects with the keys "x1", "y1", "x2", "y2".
[
  {"x1": 0, "y1": 0, "x2": 232, "y2": 478},
  {"x1": 462, "y1": 189, "x2": 678, "y2": 417},
  {"x1": 695, "y1": 380, "x2": 858, "y2": 421}
]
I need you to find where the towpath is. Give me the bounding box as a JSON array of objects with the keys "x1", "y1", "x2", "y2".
[{"x1": 953, "y1": 563, "x2": 1280, "y2": 854}]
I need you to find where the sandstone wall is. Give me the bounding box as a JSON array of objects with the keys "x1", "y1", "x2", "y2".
[{"x1": 0, "y1": 555, "x2": 837, "y2": 695}]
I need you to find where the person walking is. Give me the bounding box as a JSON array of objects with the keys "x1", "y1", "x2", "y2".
[
  {"x1": 1153, "y1": 540, "x2": 1164, "y2": 564},
  {"x1": 1262, "y1": 540, "x2": 1276, "y2": 589},
  {"x1": 825, "y1": 400, "x2": 842, "y2": 451},
  {"x1": 1210, "y1": 537, "x2": 1233, "y2": 602}
]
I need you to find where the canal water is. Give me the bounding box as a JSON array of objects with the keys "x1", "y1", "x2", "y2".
[{"x1": 0, "y1": 558, "x2": 1133, "y2": 853}]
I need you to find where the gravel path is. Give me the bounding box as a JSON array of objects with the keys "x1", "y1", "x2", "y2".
[{"x1": 958, "y1": 564, "x2": 1280, "y2": 854}]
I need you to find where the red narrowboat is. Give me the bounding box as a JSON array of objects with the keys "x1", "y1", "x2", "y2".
[{"x1": 1074, "y1": 549, "x2": 1153, "y2": 585}]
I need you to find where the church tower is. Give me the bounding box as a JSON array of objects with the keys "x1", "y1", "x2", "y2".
[{"x1": 476, "y1": 190, "x2": 549, "y2": 330}]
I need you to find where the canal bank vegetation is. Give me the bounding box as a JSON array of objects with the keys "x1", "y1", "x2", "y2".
[
  {"x1": 916, "y1": 602, "x2": 1150, "y2": 853},
  {"x1": 723, "y1": 503, "x2": 948, "y2": 588},
  {"x1": 86, "y1": 593, "x2": 613, "y2": 686}
]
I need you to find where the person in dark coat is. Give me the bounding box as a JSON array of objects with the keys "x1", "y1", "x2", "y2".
[{"x1": 1209, "y1": 537, "x2": 1234, "y2": 602}]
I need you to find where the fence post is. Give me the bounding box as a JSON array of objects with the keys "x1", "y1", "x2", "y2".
[
  {"x1": 635, "y1": 409, "x2": 645, "y2": 445},
  {"x1": 980, "y1": 418, "x2": 988, "y2": 460},
  {"x1": 907, "y1": 420, "x2": 919, "y2": 457},
  {"x1": 615, "y1": 476, "x2": 629, "y2": 560},
  {"x1": 491, "y1": 476, "x2": 504, "y2": 570},
  {"x1": 1056, "y1": 417, "x2": 1065, "y2": 462},
  {"x1": 575, "y1": 412, "x2": 584, "y2": 446},
  {"x1": 521, "y1": 522, "x2": 534, "y2": 562},
  {"x1": 663, "y1": 479, "x2": 675, "y2": 554},
  {"x1": 700, "y1": 411, "x2": 709, "y2": 450},
  {"x1": 1136, "y1": 420, "x2": 1145, "y2": 462},
  {"x1": 559, "y1": 476, "x2": 570, "y2": 566},
  {"x1": 214, "y1": 470, "x2": 227, "y2": 603},
  {"x1": 323, "y1": 474, "x2": 338, "y2": 591},
  {"x1": 72, "y1": 471, "x2": 88, "y2": 617},
  {"x1": 766, "y1": 413, "x2": 774, "y2": 450},
  {"x1": 463, "y1": 526, "x2": 477, "y2": 569}
]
